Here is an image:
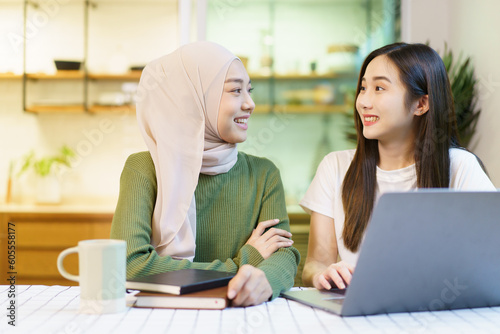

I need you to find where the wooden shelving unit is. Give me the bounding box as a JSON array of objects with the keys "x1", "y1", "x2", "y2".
[
  {"x1": 22, "y1": 70, "x2": 353, "y2": 115},
  {"x1": 24, "y1": 71, "x2": 143, "y2": 114},
  {"x1": 276, "y1": 104, "x2": 349, "y2": 113},
  {"x1": 250, "y1": 72, "x2": 354, "y2": 80},
  {"x1": 25, "y1": 105, "x2": 86, "y2": 114},
  {"x1": 0, "y1": 73, "x2": 22, "y2": 79},
  {"x1": 88, "y1": 71, "x2": 142, "y2": 80},
  {"x1": 254, "y1": 104, "x2": 349, "y2": 114},
  {"x1": 26, "y1": 71, "x2": 85, "y2": 80},
  {"x1": 87, "y1": 104, "x2": 136, "y2": 114},
  {"x1": 23, "y1": 70, "x2": 351, "y2": 114},
  {"x1": 253, "y1": 105, "x2": 272, "y2": 113}
]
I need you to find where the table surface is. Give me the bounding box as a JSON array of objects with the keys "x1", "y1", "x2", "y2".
[{"x1": 1, "y1": 285, "x2": 500, "y2": 334}]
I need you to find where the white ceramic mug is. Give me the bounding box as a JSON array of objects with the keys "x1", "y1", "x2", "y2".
[{"x1": 57, "y1": 239, "x2": 126, "y2": 314}]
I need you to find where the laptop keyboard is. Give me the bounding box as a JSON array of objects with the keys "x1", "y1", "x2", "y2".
[
  {"x1": 329, "y1": 288, "x2": 347, "y2": 295},
  {"x1": 320, "y1": 288, "x2": 347, "y2": 304}
]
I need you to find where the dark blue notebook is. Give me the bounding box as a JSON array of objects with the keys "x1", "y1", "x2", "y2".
[{"x1": 126, "y1": 269, "x2": 235, "y2": 295}]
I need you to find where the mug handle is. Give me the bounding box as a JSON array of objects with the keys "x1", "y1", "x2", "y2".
[{"x1": 57, "y1": 246, "x2": 79, "y2": 282}]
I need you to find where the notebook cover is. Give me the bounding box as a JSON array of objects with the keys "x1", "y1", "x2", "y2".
[
  {"x1": 125, "y1": 269, "x2": 235, "y2": 295},
  {"x1": 132, "y1": 286, "x2": 230, "y2": 310}
]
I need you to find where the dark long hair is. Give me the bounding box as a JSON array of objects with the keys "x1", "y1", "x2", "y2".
[{"x1": 342, "y1": 43, "x2": 460, "y2": 252}]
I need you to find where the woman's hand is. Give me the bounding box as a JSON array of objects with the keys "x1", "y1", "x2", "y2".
[
  {"x1": 312, "y1": 261, "x2": 354, "y2": 290},
  {"x1": 245, "y1": 219, "x2": 293, "y2": 259},
  {"x1": 227, "y1": 265, "x2": 272, "y2": 306}
]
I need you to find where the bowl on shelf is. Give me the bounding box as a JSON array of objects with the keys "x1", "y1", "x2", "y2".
[
  {"x1": 54, "y1": 60, "x2": 81, "y2": 71},
  {"x1": 129, "y1": 65, "x2": 145, "y2": 71}
]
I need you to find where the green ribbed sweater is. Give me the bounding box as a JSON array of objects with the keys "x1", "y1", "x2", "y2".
[{"x1": 110, "y1": 151, "x2": 300, "y2": 299}]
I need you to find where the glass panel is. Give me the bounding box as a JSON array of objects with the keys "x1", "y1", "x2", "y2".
[{"x1": 206, "y1": 0, "x2": 401, "y2": 211}]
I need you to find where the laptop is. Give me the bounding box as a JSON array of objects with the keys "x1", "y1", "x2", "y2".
[{"x1": 282, "y1": 190, "x2": 500, "y2": 316}]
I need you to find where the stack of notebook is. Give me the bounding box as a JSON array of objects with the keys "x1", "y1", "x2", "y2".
[{"x1": 126, "y1": 269, "x2": 235, "y2": 310}]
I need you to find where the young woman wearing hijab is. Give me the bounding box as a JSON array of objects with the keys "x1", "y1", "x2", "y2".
[
  {"x1": 111, "y1": 41, "x2": 300, "y2": 306},
  {"x1": 300, "y1": 43, "x2": 496, "y2": 291}
]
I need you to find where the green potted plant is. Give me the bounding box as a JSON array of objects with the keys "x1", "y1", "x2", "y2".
[
  {"x1": 344, "y1": 44, "x2": 481, "y2": 148},
  {"x1": 441, "y1": 44, "x2": 480, "y2": 147},
  {"x1": 17, "y1": 145, "x2": 75, "y2": 204}
]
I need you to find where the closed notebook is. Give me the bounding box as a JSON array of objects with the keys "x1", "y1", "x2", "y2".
[
  {"x1": 131, "y1": 285, "x2": 230, "y2": 310},
  {"x1": 125, "y1": 269, "x2": 235, "y2": 295}
]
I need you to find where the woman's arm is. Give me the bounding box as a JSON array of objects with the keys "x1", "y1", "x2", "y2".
[
  {"x1": 209, "y1": 161, "x2": 299, "y2": 306},
  {"x1": 302, "y1": 211, "x2": 337, "y2": 286},
  {"x1": 251, "y1": 166, "x2": 301, "y2": 300},
  {"x1": 245, "y1": 219, "x2": 294, "y2": 258},
  {"x1": 302, "y1": 211, "x2": 353, "y2": 289},
  {"x1": 110, "y1": 161, "x2": 265, "y2": 279}
]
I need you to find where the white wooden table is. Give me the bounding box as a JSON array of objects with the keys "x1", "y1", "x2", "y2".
[{"x1": 1, "y1": 285, "x2": 500, "y2": 333}]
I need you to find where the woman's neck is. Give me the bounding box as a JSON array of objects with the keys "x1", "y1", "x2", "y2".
[{"x1": 377, "y1": 139, "x2": 415, "y2": 171}]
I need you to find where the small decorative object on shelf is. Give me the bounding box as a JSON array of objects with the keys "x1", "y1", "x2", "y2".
[{"x1": 54, "y1": 60, "x2": 82, "y2": 71}]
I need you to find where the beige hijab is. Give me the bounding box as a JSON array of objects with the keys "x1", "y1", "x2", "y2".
[{"x1": 136, "y1": 42, "x2": 239, "y2": 260}]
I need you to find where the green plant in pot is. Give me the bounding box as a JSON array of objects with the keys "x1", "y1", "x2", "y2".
[
  {"x1": 17, "y1": 145, "x2": 75, "y2": 204},
  {"x1": 441, "y1": 44, "x2": 480, "y2": 147},
  {"x1": 344, "y1": 44, "x2": 481, "y2": 148}
]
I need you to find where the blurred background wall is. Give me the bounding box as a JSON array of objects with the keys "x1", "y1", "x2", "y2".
[
  {"x1": 0, "y1": 0, "x2": 498, "y2": 210},
  {"x1": 402, "y1": 0, "x2": 500, "y2": 187}
]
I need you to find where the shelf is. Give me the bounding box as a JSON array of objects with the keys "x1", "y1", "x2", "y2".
[
  {"x1": 25, "y1": 71, "x2": 143, "y2": 81},
  {"x1": 87, "y1": 105, "x2": 136, "y2": 113},
  {"x1": 25, "y1": 105, "x2": 86, "y2": 114},
  {"x1": 24, "y1": 103, "x2": 347, "y2": 114},
  {"x1": 0, "y1": 73, "x2": 22, "y2": 79},
  {"x1": 86, "y1": 71, "x2": 350, "y2": 82},
  {"x1": 26, "y1": 71, "x2": 84, "y2": 80},
  {"x1": 25, "y1": 105, "x2": 136, "y2": 114},
  {"x1": 254, "y1": 104, "x2": 349, "y2": 114},
  {"x1": 249, "y1": 72, "x2": 355, "y2": 80},
  {"x1": 88, "y1": 71, "x2": 142, "y2": 80},
  {"x1": 277, "y1": 104, "x2": 350, "y2": 113},
  {"x1": 254, "y1": 105, "x2": 272, "y2": 113}
]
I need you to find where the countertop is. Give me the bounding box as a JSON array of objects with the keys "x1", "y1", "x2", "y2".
[{"x1": 0, "y1": 200, "x2": 307, "y2": 216}]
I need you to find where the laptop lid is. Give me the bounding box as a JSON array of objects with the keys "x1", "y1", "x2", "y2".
[{"x1": 283, "y1": 190, "x2": 500, "y2": 316}]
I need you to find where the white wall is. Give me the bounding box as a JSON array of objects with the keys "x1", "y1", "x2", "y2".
[
  {"x1": 448, "y1": 0, "x2": 500, "y2": 187},
  {"x1": 402, "y1": 0, "x2": 500, "y2": 187},
  {"x1": 401, "y1": 0, "x2": 451, "y2": 51}
]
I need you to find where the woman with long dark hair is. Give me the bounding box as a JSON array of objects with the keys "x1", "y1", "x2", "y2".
[{"x1": 301, "y1": 43, "x2": 495, "y2": 290}]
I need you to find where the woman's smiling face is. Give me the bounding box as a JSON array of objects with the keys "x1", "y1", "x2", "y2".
[
  {"x1": 356, "y1": 55, "x2": 419, "y2": 146},
  {"x1": 217, "y1": 59, "x2": 255, "y2": 144}
]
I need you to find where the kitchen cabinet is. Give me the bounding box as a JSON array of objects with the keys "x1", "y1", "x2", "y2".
[
  {"x1": 0, "y1": 207, "x2": 308, "y2": 286},
  {"x1": 0, "y1": 74, "x2": 22, "y2": 80},
  {"x1": 21, "y1": 0, "x2": 177, "y2": 114},
  {"x1": 0, "y1": 208, "x2": 114, "y2": 286}
]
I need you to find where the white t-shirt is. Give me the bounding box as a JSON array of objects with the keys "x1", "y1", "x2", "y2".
[{"x1": 299, "y1": 148, "x2": 496, "y2": 266}]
